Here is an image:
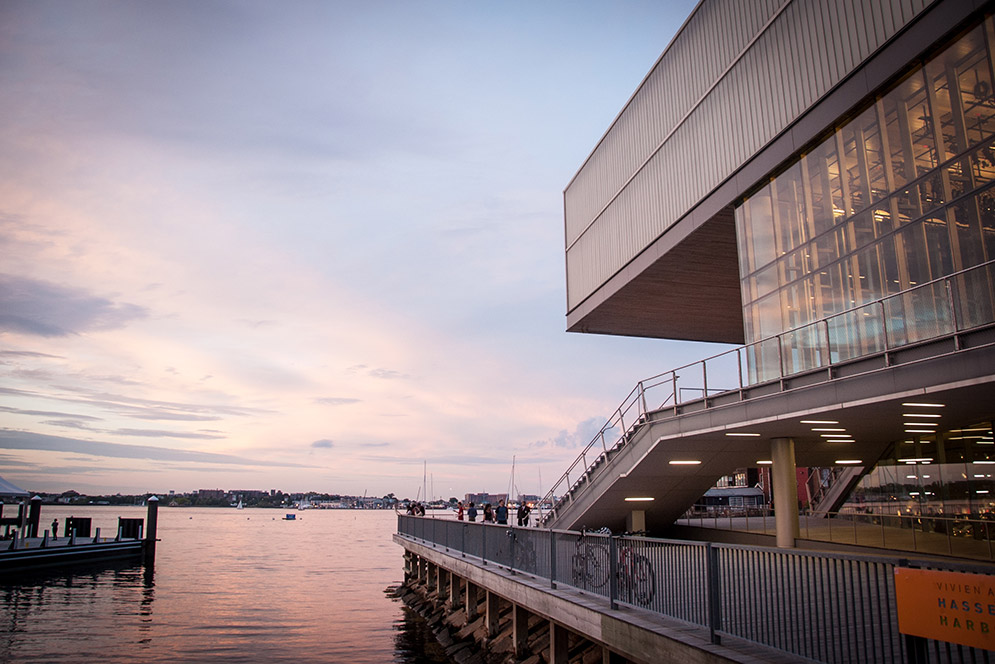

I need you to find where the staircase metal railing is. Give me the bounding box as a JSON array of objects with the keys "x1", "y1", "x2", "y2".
[{"x1": 538, "y1": 259, "x2": 995, "y2": 526}]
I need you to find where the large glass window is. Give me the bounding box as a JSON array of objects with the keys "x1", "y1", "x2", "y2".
[
  {"x1": 844, "y1": 422, "x2": 995, "y2": 521},
  {"x1": 736, "y1": 18, "x2": 995, "y2": 381}
]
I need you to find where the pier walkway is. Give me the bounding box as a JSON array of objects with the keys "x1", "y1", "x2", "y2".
[{"x1": 396, "y1": 515, "x2": 994, "y2": 664}]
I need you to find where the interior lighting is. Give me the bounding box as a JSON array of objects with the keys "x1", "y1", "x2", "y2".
[
  {"x1": 910, "y1": 492, "x2": 921, "y2": 496},
  {"x1": 973, "y1": 460, "x2": 995, "y2": 465},
  {"x1": 906, "y1": 475, "x2": 917, "y2": 479},
  {"x1": 812, "y1": 428, "x2": 846, "y2": 432},
  {"x1": 669, "y1": 460, "x2": 702, "y2": 465},
  {"x1": 903, "y1": 413, "x2": 942, "y2": 418},
  {"x1": 904, "y1": 422, "x2": 938, "y2": 427},
  {"x1": 899, "y1": 458, "x2": 933, "y2": 463},
  {"x1": 801, "y1": 420, "x2": 839, "y2": 424},
  {"x1": 978, "y1": 490, "x2": 990, "y2": 495},
  {"x1": 821, "y1": 434, "x2": 853, "y2": 438},
  {"x1": 725, "y1": 432, "x2": 761, "y2": 437},
  {"x1": 836, "y1": 460, "x2": 862, "y2": 465},
  {"x1": 906, "y1": 429, "x2": 936, "y2": 434},
  {"x1": 902, "y1": 402, "x2": 945, "y2": 408},
  {"x1": 625, "y1": 497, "x2": 655, "y2": 502},
  {"x1": 757, "y1": 460, "x2": 773, "y2": 465}
]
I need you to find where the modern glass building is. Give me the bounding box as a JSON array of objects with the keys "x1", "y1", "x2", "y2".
[
  {"x1": 737, "y1": 18, "x2": 995, "y2": 383},
  {"x1": 554, "y1": 0, "x2": 995, "y2": 539}
]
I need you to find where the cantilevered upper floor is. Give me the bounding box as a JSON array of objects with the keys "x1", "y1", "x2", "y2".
[{"x1": 564, "y1": 0, "x2": 984, "y2": 344}]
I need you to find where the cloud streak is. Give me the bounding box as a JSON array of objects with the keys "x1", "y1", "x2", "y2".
[
  {"x1": 0, "y1": 274, "x2": 147, "y2": 336},
  {"x1": 0, "y1": 430, "x2": 305, "y2": 468}
]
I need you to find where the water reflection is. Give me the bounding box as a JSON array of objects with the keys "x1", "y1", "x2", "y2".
[
  {"x1": 391, "y1": 605, "x2": 455, "y2": 664},
  {"x1": 0, "y1": 508, "x2": 453, "y2": 663}
]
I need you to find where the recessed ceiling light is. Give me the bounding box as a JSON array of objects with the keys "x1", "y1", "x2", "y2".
[
  {"x1": 973, "y1": 460, "x2": 995, "y2": 465},
  {"x1": 902, "y1": 402, "x2": 944, "y2": 407},
  {"x1": 836, "y1": 459, "x2": 862, "y2": 465},
  {"x1": 669, "y1": 460, "x2": 702, "y2": 465},
  {"x1": 801, "y1": 420, "x2": 839, "y2": 424},
  {"x1": 725, "y1": 432, "x2": 761, "y2": 437},
  {"x1": 977, "y1": 490, "x2": 990, "y2": 495},
  {"x1": 903, "y1": 413, "x2": 941, "y2": 418},
  {"x1": 812, "y1": 428, "x2": 846, "y2": 432},
  {"x1": 821, "y1": 434, "x2": 852, "y2": 438},
  {"x1": 625, "y1": 497, "x2": 654, "y2": 502},
  {"x1": 905, "y1": 429, "x2": 936, "y2": 434},
  {"x1": 756, "y1": 460, "x2": 773, "y2": 465},
  {"x1": 904, "y1": 422, "x2": 938, "y2": 427}
]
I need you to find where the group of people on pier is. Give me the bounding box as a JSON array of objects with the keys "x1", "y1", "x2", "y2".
[
  {"x1": 404, "y1": 498, "x2": 533, "y2": 527},
  {"x1": 454, "y1": 499, "x2": 531, "y2": 527}
]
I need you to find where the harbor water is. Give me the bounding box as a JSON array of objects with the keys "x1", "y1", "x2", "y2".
[{"x1": 0, "y1": 506, "x2": 452, "y2": 663}]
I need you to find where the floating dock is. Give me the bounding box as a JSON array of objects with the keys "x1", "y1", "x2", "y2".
[{"x1": 0, "y1": 496, "x2": 159, "y2": 575}]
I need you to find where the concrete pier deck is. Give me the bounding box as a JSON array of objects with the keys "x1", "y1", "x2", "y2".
[{"x1": 396, "y1": 532, "x2": 798, "y2": 664}]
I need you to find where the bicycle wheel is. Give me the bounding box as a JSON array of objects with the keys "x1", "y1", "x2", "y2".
[
  {"x1": 630, "y1": 554, "x2": 655, "y2": 605},
  {"x1": 586, "y1": 543, "x2": 610, "y2": 588}
]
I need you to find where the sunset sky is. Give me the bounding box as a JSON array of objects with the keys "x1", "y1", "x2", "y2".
[{"x1": 0, "y1": 0, "x2": 720, "y2": 500}]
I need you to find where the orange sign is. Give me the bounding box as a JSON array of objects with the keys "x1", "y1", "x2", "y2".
[{"x1": 895, "y1": 567, "x2": 995, "y2": 652}]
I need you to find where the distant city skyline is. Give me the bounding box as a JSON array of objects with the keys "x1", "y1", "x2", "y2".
[{"x1": 0, "y1": 1, "x2": 719, "y2": 499}]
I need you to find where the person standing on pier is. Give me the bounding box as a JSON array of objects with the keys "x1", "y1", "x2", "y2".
[
  {"x1": 456, "y1": 501, "x2": 464, "y2": 521},
  {"x1": 51, "y1": 518, "x2": 58, "y2": 540},
  {"x1": 483, "y1": 503, "x2": 494, "y2": 523},
  {"x1": 496, "y1": 500, "x2": 508, "y2": 525},
  {"x1": 517, "y1": 504, "x2": 531, "y2": 527},
  {"x1": 467, "y1": 502, "x2": 477, "y2": 522}
]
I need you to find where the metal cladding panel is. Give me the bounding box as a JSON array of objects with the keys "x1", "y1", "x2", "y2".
[
  {"x1": 563, "y1": 0, "x2": 784, "y2": 250},
  {"x1": 565, "y1": 0, "x2": 936, "y2": 314}
]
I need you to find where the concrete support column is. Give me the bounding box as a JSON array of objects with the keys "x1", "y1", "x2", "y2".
[
  {"x1": 449, "y1": 572, "x2": 462, "y2": 608},
  {"x1": 626, "y1": 509, "x2": 646, "y2": 533},
  {"x1": 427, "y1": 563, "x2": 437, "y2": 591},
  {"x1": 466, "y1": 581, "x2": 479, "y2": 620},
  {"x1": 512, "y1": 603, "x2": 529, "y2": 657},
  {"x1": 485, "y1": 590, "x2": 501, "y2": 637},
  {"x1": 437, "y1": 567, "x2": 447, "y2": 598},
  {"x1": 771, "y1": 437, "x2": 800, "y2": 549},
  {"x1": 550, "y1": 621, "x2": 569, "y2": 664},
  {"x1": 602, "y1": 646, "x2": 625, "y2": 663}
]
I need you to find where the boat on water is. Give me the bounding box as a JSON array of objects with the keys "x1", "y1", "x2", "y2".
[
  {"x1": 283, "y1": 513, "x2": 296, "y2": 521},
  {"x1": 236, "y1": 500, "x2": 243, "y2": 510}
]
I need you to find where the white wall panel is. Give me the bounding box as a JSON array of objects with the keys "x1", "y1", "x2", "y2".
[{"x1": 565, "y1": 0, "x2": 938, "y2": 312}]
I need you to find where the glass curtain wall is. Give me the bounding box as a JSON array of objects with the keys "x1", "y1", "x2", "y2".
[
  {"x1": 736, "y1": 17, "x2": 995, "y2": 383},
  {"x1": 843, "y1": 421, "x2": 995, "y2": 520}
]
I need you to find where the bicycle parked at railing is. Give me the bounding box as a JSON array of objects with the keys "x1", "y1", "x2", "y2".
[
  {"x1": 570, "y1": 527, "x2": 610, "y2": 589},
  {"x1": 508, "y1": 529, "x2": 537, "y2": 573},
  {"x1": 616, "y1": 531, "x2": 655, "y2": 606}
]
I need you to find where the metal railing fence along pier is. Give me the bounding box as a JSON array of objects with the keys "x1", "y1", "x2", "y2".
[{"x1": 398, "y1": 514, "x2": 994, "y2": 664}]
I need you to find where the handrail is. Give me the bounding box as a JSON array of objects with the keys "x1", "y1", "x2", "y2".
[
  {"x1": 674, "y1": 507, "x2": 995, "y2": 561},
  {"x1": 538, "y1": 259, "x2": 995, "y2": 525},
  {"x1": 397, "y1": 514, "x2": 995, "y2": 662}
]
